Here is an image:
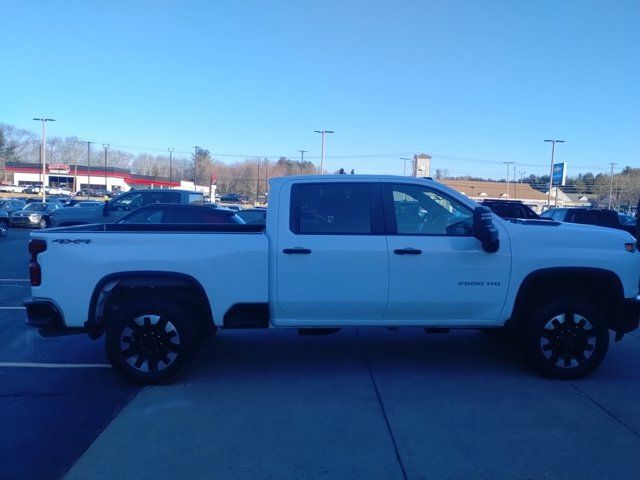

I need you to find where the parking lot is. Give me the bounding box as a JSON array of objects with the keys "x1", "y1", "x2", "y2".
[{"x1": 2, "y1": 229, "x2": 640, "y2": 479}]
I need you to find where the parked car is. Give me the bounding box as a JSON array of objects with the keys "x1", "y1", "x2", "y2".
[
  {"x1": 0, "y1": 184, "x2": 26, "y2": 193},
  {"x1": 541, "y1": 208, "x2": 636, "y2": 236},
  {"x1": 24, "y1": 185, "x2": 43, "y2": 194},
  {"x1": 25, "y1": 175, "x2": 640, "y2": 384},
  {"x1": 116, "y1": 204, "x2": 245, "y2": 225},
  {"x1": 10, "y1": 202, "x2": 62, "y2": 228},
  {"x1": 220, "y1": 193, "x2": 248, "y2": 203},
  {"x1": 479, "y1": 200, "x2": 544, "y2": 222},
  {"x1": 618, "y1": 212, "x2": 636, "y2": 225},
  {"x1": 0, "y1": 209, "x2": 8, "y2": 232},
  {"x1": 74, "y1": 201, "x2": 105, "y2": 208},
  {"x1": 49, "y1": 189, "x2": 205, "y2": 227},
  {"x1": 237, "y1": 207, "x2": 267, "y2": 224},
  {"x1": 47, "y1": 187, "x2": 72, "y2": 195},
  {"x1": 0, "y1": 199, "x2": 27, "y2": 215}
]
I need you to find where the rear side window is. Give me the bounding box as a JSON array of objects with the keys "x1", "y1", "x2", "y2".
[
  {"x1": 145, "y1": 192, "x2": 181, "y2": 205},
  {"x1": 189, "y1": 193, "x2": 204, "y2": 205},
  {"x1": 290, "y1": 183, "x2": 373, "y2": 234},
  {"x1": 163, "y1": 208, "x2": 242, "y2": 224}
]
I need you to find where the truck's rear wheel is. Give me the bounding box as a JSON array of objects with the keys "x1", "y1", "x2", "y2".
[
  {"x1": 521, "y1": 297, "x2": 609, "y2": 379},
  {"x1": 105, "y1": 299, "x2": 198, "y2": 384}
]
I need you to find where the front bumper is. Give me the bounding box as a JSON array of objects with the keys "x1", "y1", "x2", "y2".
[
  {"x1": 612, "y1": 297, "x2": 640, "y2": 338},
  {"x1": 24, "y1": 298, "x2": 86, "y2": 337},
  {"x1": 11, "y1": 217, "x2": 41, "y2": 227}
]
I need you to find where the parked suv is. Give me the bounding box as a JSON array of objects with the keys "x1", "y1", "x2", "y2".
[
  {"x1": 541, "y1": 208, "x2": 636, "y2": 236},
  {"x1": 10, "y1": 202, "x2": 62, "y2": 229},
  {"x1": 220, "y1": 193, "x2": 248, "y2": 203},
  {"x1": 0, "y1": 199, "x2": 27, "y2": 215},
  {"x1": 479, "y1": 200, "x2": 542, "y2": 222},
  {"x1": 49, "y1": 189, "x2": 205, "y2": 227}
]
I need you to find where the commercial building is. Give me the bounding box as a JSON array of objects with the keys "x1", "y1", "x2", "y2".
[
  {"x1": 442, "y1": 179, "x2": 549, "y2": 213},
  {"x1": 5, "y1": 161, "x2": 180, "y2": 193}
]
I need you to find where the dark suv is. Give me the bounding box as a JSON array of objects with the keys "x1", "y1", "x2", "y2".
[
  {"x1": 220, "y1": 193, "x2": 248, "y2": 203},
  {"x1": 480, "y1": 200, "x2": 542, "y2": 221},
  {"x1": 49, "y1": 189, "x2": 204, "y2": 227},
  {"x1": 541, "y1": 208, "x2": 636, "y2": 236}
]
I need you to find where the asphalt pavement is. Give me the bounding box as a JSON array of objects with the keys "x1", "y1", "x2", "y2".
[
  {"x1": 0, "y1": 229, "x2": 140, "y2": 480},
  {"x1": 1, "y1": 228, "x2": 640, "y2": 479}
]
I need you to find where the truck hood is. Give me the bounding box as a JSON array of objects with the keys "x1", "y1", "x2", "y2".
[
  {"x1": 503, "y1": 218, "x2": 635, "y2": 250},
  {"x1": 51, "y1": 206, "x2": 102, "y2": 217}
]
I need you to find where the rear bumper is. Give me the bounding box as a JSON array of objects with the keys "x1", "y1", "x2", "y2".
[
  {"x1": 612, "y1": 297, "x2": 640, "y2": 335},
  {"x1": 24, "y1": 298, "x2": 86, "y2": 337}
]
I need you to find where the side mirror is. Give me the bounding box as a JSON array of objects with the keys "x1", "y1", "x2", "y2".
[
  {"x1": 473, "y1": 206, "x2": 499, "y2": 253},
  {"x1": 103, "y1": 200, "x2": 110, "y2": 217}
]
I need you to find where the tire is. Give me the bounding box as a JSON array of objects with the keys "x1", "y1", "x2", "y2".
[
  {"x1": 38, "y1": 218, "x2": 47, "y2": 229},
  {"x1": 521, "y1": 296, "x2": 609, "y2": 379},
  {"x1": 0, "y1": 221, "x2": 7, "y2": 238},
  {"x1": 105, "y1": 299, "x2": 199, "y2": 384}
]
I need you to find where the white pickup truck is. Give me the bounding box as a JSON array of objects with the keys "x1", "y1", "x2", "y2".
[{"x1": 25, "y1": 175, "x2": 640, "y2": 384}]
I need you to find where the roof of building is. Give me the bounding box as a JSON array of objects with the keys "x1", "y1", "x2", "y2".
[{"x1": 442, "y1": 179, "x2": 548, "y2": 201}]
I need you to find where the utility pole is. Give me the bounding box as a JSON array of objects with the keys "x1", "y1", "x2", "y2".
[
  {"x1": 86, "y1": 141, "x2": 93, "y2": 193},
  {"x1": 298, "y1": 150, "x2": 308, "y2": 174},
  {"x1": 102, "y1": 144, "x2": 110, "y2": 193},
  {"x1": 608, "y1": 162, "x2": 617, "y2": 209},
  {"x1": 513, "y1": 165, "x2": 517, "y2": 200},
  {"x1": 168, "y1": 148, "x2": 174, "y2": 186},
  {"x1": 314, "y1": 130, "x2": 334, "y2": 174},
  {"x1": 264, "y1": 158, "x2": 269, "y2": 198},
  {"x1": 33, "y1": 118, "x2": 55, "y2": 202},
  {"x1": 503, "y1": 161, "x2": 514, "y2": 198},
  {"x1": 544, "y1": 139, "x2": 565, "y2": 209},
  {"x1": 256, "y1": 159, "x2": 261, "y2": 205},
  {"x1": 193, "y1": 146, "x2": 200, "y2": 189},
  {"x1": 400, "y1": 157, "x2": 412, "y2": 176}
]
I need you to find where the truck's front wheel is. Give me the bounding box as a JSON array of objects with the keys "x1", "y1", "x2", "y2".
[
  {"x1": 105, "y1": 299, "x2": 199, "y2": 384},
  {"x1": 522, "y1": 297, "x2": 609, "y2": 379}
]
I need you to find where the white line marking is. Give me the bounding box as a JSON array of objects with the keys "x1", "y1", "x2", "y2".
[
  {"x1": 0, "y1": 362, "x2": 111, "y2": 368},
  {"x1": 0, "y1": 279, "x2": 30, "y2": 282},
  {"x1": 0, "y1": 307, "x2": 26, "y2": 310}
]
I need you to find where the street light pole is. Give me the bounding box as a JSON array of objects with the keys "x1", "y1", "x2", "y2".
[
  {"x1": 503, "y1": 161, "x2": 514, "y2": 198},
  {"x1": 608, "y1": 162, "x2": 617, "y2": 209},
  {"x1": 193, "y1": 146, "x2": 200, "y2": 188},
  {"x1": 400, "y1": 157, "x2": 412, "y2": 176},
  {"x1": 298, "y1": 150, "x2": 308, "y2": 174},
  {"x1": 314, "y1": 130, "x2": 334, "y2": 174},
  {"x1": 102, "y1": 144, "x2": 110, "y2": 193},
  {"x1": 544, "y1": 139, "x2": 565, "y2": 209},
  {"x1": 33, "y1": 118, "x2": 55, "y2": 203},
  {"x1": 86, "y1": 141, "x2": 93, "y2": 193},
  {"x1": 168, "y1": 148, "x2": 174, "y2": 185}
]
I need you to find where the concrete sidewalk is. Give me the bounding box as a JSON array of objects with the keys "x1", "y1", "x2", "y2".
[{"x1": 65, "y1": 329, "x2": 640, "y2": 480}]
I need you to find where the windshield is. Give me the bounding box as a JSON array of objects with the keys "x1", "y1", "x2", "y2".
[{"x1": 22, "y1": 203, "x2": 46, "y2": 212}]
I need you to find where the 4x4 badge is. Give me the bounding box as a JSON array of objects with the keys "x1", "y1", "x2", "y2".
[{"x1": 51, "y1": 239, "x2": 92, "y2": 244}]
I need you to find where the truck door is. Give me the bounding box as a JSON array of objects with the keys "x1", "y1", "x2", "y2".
[
  {"x1": 382, "y1": 182, "x2": 510, "y2": 325},
  {"x1": 273, "y1": 181, "x2": 389, "y2": 326}
]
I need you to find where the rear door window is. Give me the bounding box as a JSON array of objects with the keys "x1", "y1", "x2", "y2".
[{"x1": 290, "y1": 183, "x2": 374, "y2": 234}]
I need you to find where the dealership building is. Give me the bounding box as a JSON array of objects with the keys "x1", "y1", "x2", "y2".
[{"x1": 5, "y1": 161, "x2": 184, "y2": 192}]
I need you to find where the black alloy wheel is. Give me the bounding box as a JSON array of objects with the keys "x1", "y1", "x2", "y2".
[
  {"x1": 522, "y1": 297, "x2": 609, "y2": 379},
  {"x1": 105, "y1": 300, "x2": 198, "y2": 384},
  {"x1": 539, "y1": 313, "x2": 596, "y2": 369}
]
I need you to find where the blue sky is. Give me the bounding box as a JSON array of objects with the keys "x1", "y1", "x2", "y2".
[{"x1": 1, "y1": 0, "x2": 638, "y2": 178}]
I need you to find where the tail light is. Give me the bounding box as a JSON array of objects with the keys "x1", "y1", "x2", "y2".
[{"x1": 29, "y1": 239, "x2": 47, "y2": 286}]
